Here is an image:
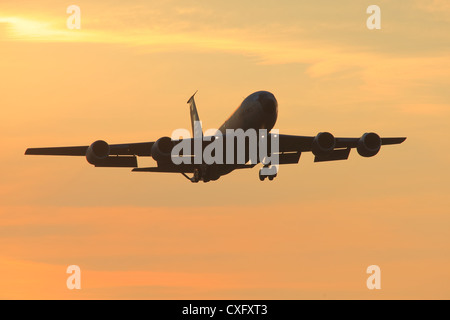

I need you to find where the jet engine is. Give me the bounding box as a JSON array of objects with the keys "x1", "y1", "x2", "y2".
[
  {"x1": 86, "y1": 140, "x2": 110, "y2": 165},
  {"x1": 151, "y1": 137, "x2": 173, "y2": 163},
  {"x1": 312, "y1": 132, "x2": 335, "y2": 157},
  {"x1": 357, "y1": 132, "x2": 381, "y2": 157}
]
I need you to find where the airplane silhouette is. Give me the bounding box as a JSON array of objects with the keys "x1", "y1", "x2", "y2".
[{"x1": 25, "y1": 91, "x2": 406, "y2": 183}]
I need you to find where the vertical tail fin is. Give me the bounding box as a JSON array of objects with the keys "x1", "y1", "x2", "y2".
[{"x1": 187, "y1": 91, "x2": 203, "y2": 138}]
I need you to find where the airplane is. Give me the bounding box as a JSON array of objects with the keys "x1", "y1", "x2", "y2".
[{"x1": 25, "y1": 91, "x2": 406, "y2": 183}]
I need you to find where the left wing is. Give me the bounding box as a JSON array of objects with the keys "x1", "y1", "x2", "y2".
[
  {"x1": 25, "y1": 141, "x2": 155, "y2": 167},
  {"x1": 25, "y1": 142, "x2": 154, "y2": 156}
]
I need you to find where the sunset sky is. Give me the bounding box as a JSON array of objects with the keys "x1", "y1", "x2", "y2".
[{"x1": 1, "y1": 0, "x2": 449, "y2": 299}]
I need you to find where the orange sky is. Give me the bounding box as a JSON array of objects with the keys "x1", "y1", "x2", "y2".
[{"x1": 1, "y1": 0, "x2": 449, "y2": 299}]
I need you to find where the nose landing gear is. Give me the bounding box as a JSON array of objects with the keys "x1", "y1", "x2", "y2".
[{"x1": 258, "y1": 166, "x2": 277, "y2": 181}]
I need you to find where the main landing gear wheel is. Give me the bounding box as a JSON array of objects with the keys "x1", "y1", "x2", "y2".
[
  {"x1": 184, "y1": 167, "x2": 213, "y2": 183},
  {"x1": 190, "y1": 168, "x2": 201, "y2": 183},
  {"x1": 201, "y1": 165, "x2": 211, "y2": 183}
]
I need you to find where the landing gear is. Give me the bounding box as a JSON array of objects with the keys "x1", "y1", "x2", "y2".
[
  {"x1": 258, "y1": 166, "x2": 277, "y2": 181},
  {"x1": 188, "y1": 168, "x2": 201, "y2": 183},
  {"x1": 259, "y1": 170, "x2": 265, "y2": 181},
  {"x1": 201, "y1": 165, "x2": 211, "y2": 183},
  {"x1": 184, "y1": 167, "x2": 215, "y2": 183}
]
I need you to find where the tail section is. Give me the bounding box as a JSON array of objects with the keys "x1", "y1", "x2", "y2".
[{"x1": 187, "y1": 91, "x2": 203, "y2": 138}]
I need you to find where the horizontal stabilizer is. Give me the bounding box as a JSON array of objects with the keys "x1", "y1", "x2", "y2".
[
  {"x1": 132, "y1": 163, "x2": 256, "y2": 173},
  {"x1": 133, "y1": 164, "x2": 196, "y2": 173}
]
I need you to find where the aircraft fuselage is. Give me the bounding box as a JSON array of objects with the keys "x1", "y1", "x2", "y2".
[{"x1": 218, "y1": 91, "x2": 278, "y2": 133}]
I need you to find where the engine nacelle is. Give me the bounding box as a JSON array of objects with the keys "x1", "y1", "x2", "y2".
[
  {"x1": 312, "y1": 132, "x2": 335, "y2": 157},
  {"x1": 86, "y1": 140, "x2": 110, "y2": 165},
  {"x1": 357, "y1": 132, "x2": 381, "y2": 157},
  {"x1": 151, "y1": 136, "x2": 173, "y2": 163}
]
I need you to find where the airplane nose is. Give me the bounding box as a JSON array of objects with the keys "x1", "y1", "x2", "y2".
[{"x1": 258, "y1": 92, "x2": 277, "y2": 114}]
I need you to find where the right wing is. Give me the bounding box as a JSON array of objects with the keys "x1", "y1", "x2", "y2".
[
  {"x1": 277, "y1": 133, "x2": 406, "y2": 163},
  {"x1": 278, "y1": 134, "x2": 406, "y2": 152}
]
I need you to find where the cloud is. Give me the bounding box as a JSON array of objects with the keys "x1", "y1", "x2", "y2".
[{"x1": 2, "y1": 11, "x2": 449, "y2": 102}]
